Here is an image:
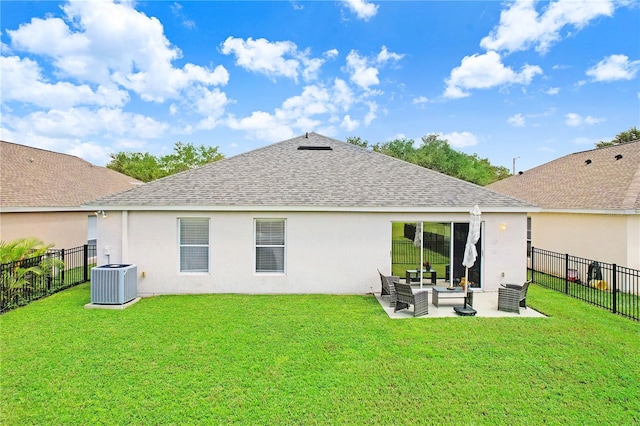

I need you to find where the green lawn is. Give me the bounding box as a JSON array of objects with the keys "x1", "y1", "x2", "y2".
[{"x1": 1, "y1": 284, "x2": 639, "y2": 425}]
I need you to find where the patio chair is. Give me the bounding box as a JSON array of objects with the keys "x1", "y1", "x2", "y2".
[
  {"x1": 498, "y1": 280, "x2": 532, "y2": 314},
  {"x1": 377, "y1": 269, "x2": 399, "y2": 308},
  {"x1": 393, "y1": 282, "x2": 429, "y2": 317}
]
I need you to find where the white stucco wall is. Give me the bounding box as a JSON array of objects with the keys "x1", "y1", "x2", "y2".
[
  {"x1": 531, "y1": 212, "x2": 640, "y2": 270},
  {"x1": 96, "y1": 210, "x2": 528, "y2": 296}
]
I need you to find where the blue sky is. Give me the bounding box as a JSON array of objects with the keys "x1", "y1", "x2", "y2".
[{"x1": 1, "y1": 0, "x2": 638, "y2": 172}]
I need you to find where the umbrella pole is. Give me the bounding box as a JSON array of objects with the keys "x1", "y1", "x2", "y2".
[{"x1": 464, "y1": 267, "x2": 469, "y2": 304}]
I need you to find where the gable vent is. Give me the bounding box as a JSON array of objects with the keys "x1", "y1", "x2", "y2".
[
  {"x1": 297, "y1": 146, "x2": 333, "y2": 151},
  {"x1": 615, "y1": 154, "x2": 623, "y2": 160},
  {"x1": 585, "y1": 159, "x2": 592, "y2": 165}
]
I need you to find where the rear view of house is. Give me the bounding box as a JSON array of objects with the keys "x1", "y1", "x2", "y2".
[
  {"x1": 88, "y1": 133, "x2": 535, "y2": 295},
  {"x1": 0, "y1": 141, "x2": 142, "y2": 248},
  {"x1": 488, "y1": 140, "x2": 640, "y2": 270}
]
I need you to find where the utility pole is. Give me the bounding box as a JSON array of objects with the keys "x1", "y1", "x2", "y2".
[{"x1": 512, "y1": 156, "x2": 520, "y2": 175}]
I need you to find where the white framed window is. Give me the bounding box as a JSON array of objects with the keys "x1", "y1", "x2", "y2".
[
  {"x1": 87, "y1": 215, "x2": 97, "y2": 246},
  {"x1": 179, "y1": 218, "x2": 209, "y2": 273},
  {"x1": 255, "y1": 219, "x2": 285, "y2": 273}
]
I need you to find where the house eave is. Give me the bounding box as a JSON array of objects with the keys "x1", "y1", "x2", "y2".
[
  {"x1": 0, "y1": 206, "x2": 83, "y2": 213},
  {"x1": 82, "y1": 204, "x2": 539, "y2": 214},
  {"x1": 536, "y1": 208, "x2": 640, "y2": 215}
]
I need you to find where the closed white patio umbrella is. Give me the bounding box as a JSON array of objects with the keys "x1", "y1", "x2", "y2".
[{"x1": 462, "y1": 205, "x2": 482, "y2": 293}]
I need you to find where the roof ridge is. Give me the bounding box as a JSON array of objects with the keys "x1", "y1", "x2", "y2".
[
  {"x1": 569, "y1": 139, "x2": 640, "y2": 157},
  {"x1": 0, "y1": 140, "x2": 92, "y2": 165}
]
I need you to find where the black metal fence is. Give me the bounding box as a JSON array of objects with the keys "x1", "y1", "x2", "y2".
[
  {"x1": 392, "y1": 239, "x2": 449, "y2": 265},
  {"x1": 529, "y1": 247, "x2": 639, "y2": 322},
  {"x1": 0, "y1": 244, "x2": 97, "y2": 314}
]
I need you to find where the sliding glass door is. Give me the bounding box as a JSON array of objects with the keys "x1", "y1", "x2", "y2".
[{"x1": 391, "y1": 221, "x2": 482, "y2": 288}]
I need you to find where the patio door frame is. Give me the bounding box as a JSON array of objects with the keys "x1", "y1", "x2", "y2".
[
  {"x1": 448, "y1": 221, "x2": 483, "y2": 290},
  {"x1": 390, "y1": 221, "x2": 483, "y2": 290}
]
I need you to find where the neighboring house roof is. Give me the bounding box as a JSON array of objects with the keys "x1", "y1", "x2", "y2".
[
  {"x1": 0, "y1": 141, "x2": 142, "y2": 211},
  {"x1": 89, "y1": 133, "x2": 533, "y2": 212},
  {"x1": 488, "y1": 140, "x2": 640, "y2": 212}
]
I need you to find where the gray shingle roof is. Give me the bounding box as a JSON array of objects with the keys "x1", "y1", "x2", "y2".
[
  {"x1": 488, "y1": 140, "x2": 640, "y2": 211},
  {"x1": 89, "y1": 133, "x2": 533, "y2": 211},
  {"x1": 1, "y1": 141, "x2": 142, "y2": 209}
]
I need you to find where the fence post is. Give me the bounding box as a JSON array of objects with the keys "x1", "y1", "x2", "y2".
[
  {"x1": 60, "y1": 249, "x2": 65, "y2": 285},
  {"x1": 564, "y1": 253, "x2": 569, "y2": 294},
  {"x1": 83, "y1": 244, "x2": 89, "y2": 283},
  {"x1": 531, "y1": 247, "x2": 535, "y2": 282},
  {"x1": 612, "y1": 264, "x2": 617, "y2": 314}
]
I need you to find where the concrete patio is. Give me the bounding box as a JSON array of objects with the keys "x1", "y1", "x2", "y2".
[{"x1": 375, "y1": 289, "x2": 546, "y2": 318}]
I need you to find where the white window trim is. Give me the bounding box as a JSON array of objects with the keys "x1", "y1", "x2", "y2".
[
  {"x1": 254, "y1": 218, "x2": 286, "y2": 274},
  {"x1": 178, "y1": 217, "x2": 210, "y2": 274}
]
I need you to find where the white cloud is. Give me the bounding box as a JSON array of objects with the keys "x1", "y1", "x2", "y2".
[
  {"x1": 565, "y1": 112, "x2": 582, "y2": 127},
  {"x1": 7, "y1": 0, "x2": 228, "y2": 103},
  {"x1": 324, "y1": 49, "x2": 339, "y2": 59},
  {"x1": 277, "y1": 85, "x2": 334, "y2": 120},
  {"x1": 341, "y1": 115, "x2": 359, "y2": 131},
  {"x1": 346, "y1": 50, "x2": 379, "y2": 89},
  {"x1": 221, "y1": 36, "x2": 324, "y2": 82},
  {"x1": 66, "y1": 141, "x2": 114, "y2": 165},
  {"x1": 170, "y1": 2, "x2": 196, "y2": 29},
  {"x1": 0, "y1": 55, "x2": 129, "y2": 108},
  {"x1": 364, "y1": 102, "x2": 378, "y2": 125},
  {"x1": 545, "y1": 87, "x2": 560, "y2": 95},
  {"x1": 444, "y1": 51, "x2": 542, "y2": 98},
  {"x1": 565, "y1": 112, "x2": 604, "y2": 127},
  {"x1": 440, "y1": 131, "x2": 479, "y2": 148},
  {"x1": 377, "y1": 45, "x2": 404, "y2": 63},
  {"x1": 1, "y1": 107, "x2": 170, "y2": 165},
  {"x1": 508, "y1": 113, "x2": 526, "y2": 127},
  {"x1": 332, "y1": 78, "x2": 356, "y2": 111},
  {"x1": 586, "y1": 54, "x2": 640, "y2": 82},
  {"x1": 480, "y1": 0, "x2": 615, "y2": 54},
  {"x1": 225, "y1": 80, "x2": 365, "y2": 141},
  {"x1": 342, "y1": 0, "x2": 379, "y2": 21},
  {"x1": 584, "y1": 115, "x2": 605, "y2": 125},
  {"x1": 4, "y1": 107, "x2": 168, "y2": 140},
  {"x1": 413, "y1": 96, "x2": 429, "y2": 106},
  {"x1": 344, "y1": 46, "x2": 403, "y2": 90},
  {"x1": 193, "y1": 87, "x2": 230, "y2": 130},
  {"x1": 226, "y1": 111, "x2": 296, "y2": 142}
]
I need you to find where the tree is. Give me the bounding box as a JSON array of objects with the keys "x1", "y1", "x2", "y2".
[
  {"x1": 348, "y1": 133, "x2": 509, "y2": 185},
  {"x1": 596, "y1": 126, "x2": 640, "y2": 147},
  {"x1": 346, "y1": 136, "x2": 369, "y2": 149},
  {"x1": 162, "y1": 142, "x2": 224, "y2": 176},
  {"x1": 106, "y1": 152, "x2": 164, "y2": 182},
  {"x1": 373, "y1": 138, "x2": 416, "y2": 162},
  {"x1": 107, "y1": 142, "x2": 224, "y2": 182}
]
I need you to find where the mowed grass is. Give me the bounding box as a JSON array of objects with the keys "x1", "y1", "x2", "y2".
[{"x1": 1, "y1": 284, "x2": 639, "y2": 425}]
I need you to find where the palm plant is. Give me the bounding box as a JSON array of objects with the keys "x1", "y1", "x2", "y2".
[{"x1": 0, "y1": 237, "x2": 65, "y2": 309}]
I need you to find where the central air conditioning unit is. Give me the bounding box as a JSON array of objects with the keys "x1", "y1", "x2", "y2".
[{"x1": 91, "y1": 264, "x2": 137, "y2": 305}]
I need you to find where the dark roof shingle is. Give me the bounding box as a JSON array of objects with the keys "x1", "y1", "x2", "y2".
[{"x1": 90, "y1": 133, "x2": 533, "y2": 211}]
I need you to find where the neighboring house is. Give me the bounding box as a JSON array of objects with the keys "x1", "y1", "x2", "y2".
[
  {"x1": 488, "y1": 140, "x2": 640, "y2": 270},
  {"x1": 88, "y1": 133, "x2": 535, "y2": 296},
  {"x1": 0, "y1": 141, "x2": 142, "y2": 248}
]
